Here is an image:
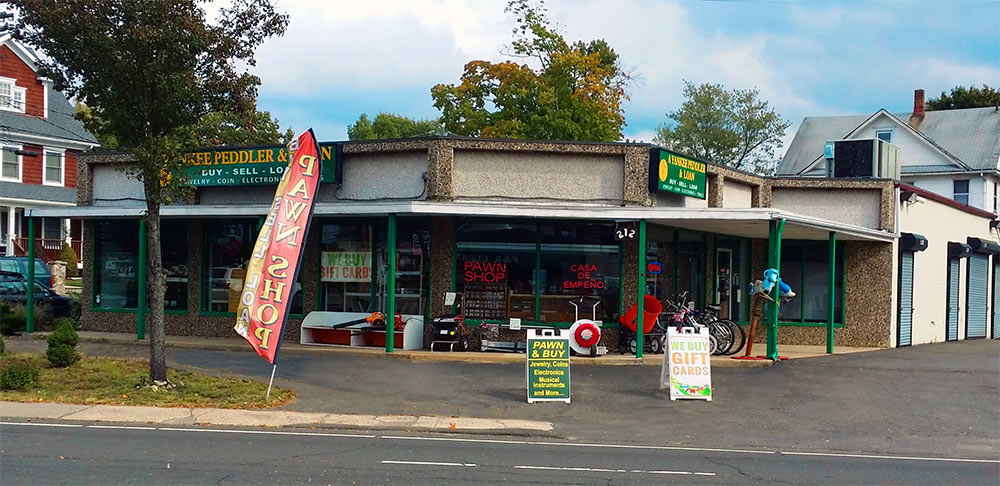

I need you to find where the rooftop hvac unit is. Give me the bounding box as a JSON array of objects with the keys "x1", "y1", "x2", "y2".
[{"x1": 825, "y1": 139, "x2": 900, "y2": 180}]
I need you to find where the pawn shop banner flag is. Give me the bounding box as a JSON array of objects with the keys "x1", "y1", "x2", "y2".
[{"x1": 234, "y1": 129, "x2": 321, "y2": 363}]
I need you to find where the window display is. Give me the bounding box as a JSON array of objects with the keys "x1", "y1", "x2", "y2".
[
  {"x1": 779, "y1": 241, "x2": 844, "y2": 323},
  {"x1": 93, "y1": 220, "x2": 139, "y2": 309}
]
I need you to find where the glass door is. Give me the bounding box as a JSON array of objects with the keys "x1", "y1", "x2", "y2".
[{"x1": 716, "y1": 248, "x2": 734, "y2": 319}]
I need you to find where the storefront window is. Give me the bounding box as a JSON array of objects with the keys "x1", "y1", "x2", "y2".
[
  {"x1": 779, "y1": 241, "x2": 844, "y2": 323},
  {"x1": 320, "y1": 221, "x2": 374, "y2": 313},
  {"x1": 94, "y1": 220, "x2": 139, "y2": 309},
  {"x1": 455, "y1": 220, "x2": 620, "y2": 324},
  {"x1": 162, "y1": 220, "x2": 188, "y2": 311},
  {"x1": 646, "y1": 228, "x2": 705, "y2": 310},
  {"x1": 202, "y1": 220, "x2": 303, "y2": 315},
  {"x1": 393, "y1": 220, "x2": 431, "y2": 316}
]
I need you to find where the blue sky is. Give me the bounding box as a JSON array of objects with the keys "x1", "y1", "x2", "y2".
[{"x1": 252, "y1": 0, "x2": 1000, "y2": 152}]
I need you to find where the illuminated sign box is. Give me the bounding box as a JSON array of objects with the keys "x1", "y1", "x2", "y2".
[
  {"x1": 648, "y1": 148, "x2": 707, "y2": 199},
  {"x1": 181, "y1": 142, "x2": 340, "y2": 187}
]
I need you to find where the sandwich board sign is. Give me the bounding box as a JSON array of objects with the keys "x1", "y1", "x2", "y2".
[
  {"x1": 660, "y1": 327, "x2": 712, "y2": 401},
  {"x1": 526, "y1": 328, "x2": 570, "y2": 403}
]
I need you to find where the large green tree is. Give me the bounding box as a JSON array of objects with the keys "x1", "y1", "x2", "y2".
[
  {"x1": 347, "y1": 112, "x2": 444, "y2": 141},
  {"x1": 926, "y1": 84, "x2": 1000, "y2": 111},
  {"x1": 655, "y1": 81, "x2": 790, "y2": 175},
  {"x1": 13, "y1": 0, "x2": 288, "y2": 383},
  {"x1": 431, "y1": 0, "x2": 632, "y2": 141}
]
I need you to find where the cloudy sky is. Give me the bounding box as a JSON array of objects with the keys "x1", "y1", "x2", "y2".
[{"x1": 252, "y1": 0, "x2": 999, "y2": 151}]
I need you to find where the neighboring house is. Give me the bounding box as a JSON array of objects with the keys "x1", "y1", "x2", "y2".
[
  {"x1": 0, "y1": 34, "x2": 98, "y2": 264},
  {"x1": 779, "y1": 90, "x2": 1000, "y2": 212}
]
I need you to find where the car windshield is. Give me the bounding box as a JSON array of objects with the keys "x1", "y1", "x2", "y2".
[{"x1": 35, "y1": 260, "x2": 49, "y2": 274}]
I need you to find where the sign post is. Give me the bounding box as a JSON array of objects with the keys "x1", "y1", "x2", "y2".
[
  {"x1": 526, "y1": 329, "x2": 571, "y2": 403},
  {"x1": 661, "y1": 327, "x2": 712, "y2": 401}
]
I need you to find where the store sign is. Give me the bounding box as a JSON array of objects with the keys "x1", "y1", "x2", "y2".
[
  {"x1": 182, "y1": 142, "x2": 338, "y2": 187},
  {"x1": 234, "y1": 129, "x2": 322, "y2": 364},
  {"x1": 647, "y1": 262, "x2": 662, "y2": 274},
  {"x1": 661, "y1": 327, "x2": 712, "y2": 401},
  {"x1": 653, "y1": 149, "x2": 706, "y2": 199},
  {"x1": 320, "y1": 251, "x2": 372, "y2": 283},
  {"x1": 562, "y1": 264, "x2": 605, "y2": 290},
  {"x1": 463, "y1": 261, "x2": 507, "y2": 282},
  {"x1": 527, "y1": 329, "x2": 571, "y2": 403}
]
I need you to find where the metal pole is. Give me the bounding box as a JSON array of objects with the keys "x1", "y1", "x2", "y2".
[
  {"x1": 137, "y1": 218, "x2": 148, "y2": 340},
  {"x1": 265, "y1": 364, "x2": 277, "y2": 401},
  {"x1": 767, "y1": 220, "x2": 785, "y2": 360},
  {"x1": 827, "y1": 232, "x2": 837, "y2": 354},
  {"x1": 637, "y1": 220, "x2": 647, "y2": 359},
  {"x1": 385, "y1": 214, "x2": 396, "y2": 353},
  {"x1": 26, "y1": 217, "x2": 35, "y2": 333}
]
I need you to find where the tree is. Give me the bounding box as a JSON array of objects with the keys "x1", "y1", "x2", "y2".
[
  {"x1": 12, "y1": 0, "x2": 288, "y2": 384},
  {"x1": 431, "y1": 0, "x2": 632, "y2": 142},
  {"x1": 655, "y1": 81, "x2": 790, "y2": 175},
  {"x1": 347, "y1": 112, "x2": 444, "y2": 141},
  {"x1": 926, "y1": 84, "x2": 1000, "y2": 111}
]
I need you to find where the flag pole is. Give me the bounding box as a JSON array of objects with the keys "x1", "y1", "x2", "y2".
[{"x1": 266, "y1": 364, "x2": 277, "y2": 401}]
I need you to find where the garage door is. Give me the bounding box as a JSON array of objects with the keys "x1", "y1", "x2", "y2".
[
  {"x1": 994, "y1": 261, "x2": 1000, "y2": 339},
  {"x1": 897, "y1": 252, "x2": 913, "y2": 347},
  {"x1": 947, "y1": 258, "x2": 960, "y2": 341},
  {"x1": 966, "y1": 254, "x2": 989, "y2": 338}
]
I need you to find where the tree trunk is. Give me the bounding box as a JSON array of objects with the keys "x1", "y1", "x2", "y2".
[{"x1": 145, "y1": 197, "x2": 168, "y2": 383}]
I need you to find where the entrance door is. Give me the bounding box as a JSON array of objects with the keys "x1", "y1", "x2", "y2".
[
  {"x1": 966, "y1": 253, "x2": 989, "y2": 338},
  {"x1": 897, "y1": 251, "x2": 913, "y2": 347},
  {"x1": 947, "y1": 257, "x2": 960, "y2": 341},
  {"x1": 716, "y1": 249, "x2": 733, "y2": 319}
]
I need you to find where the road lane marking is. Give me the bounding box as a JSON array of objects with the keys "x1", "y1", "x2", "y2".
[
  {"x1": 4, "y1": 422, "x2": 998, "y2": 465},
  {"x1": 779, "y1": 451, "x2": 1000, "y2": 464},
  {"x1": 514, "y1": 465, "x2": 715, "y2": 476},
  {"x1": 382, "y1": 460, "x2": 477, "y2": 467},
  {"x1": 382, "y1": 435, "x2": 774, "y2": 455}
]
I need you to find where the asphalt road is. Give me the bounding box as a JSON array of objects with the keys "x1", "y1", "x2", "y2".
[
  {"x1": 4, "y1": 337, "x2": 999, "y2": 460},
  {"x1": 2, "y1": 422, "x2": 996, "y2": 485}
]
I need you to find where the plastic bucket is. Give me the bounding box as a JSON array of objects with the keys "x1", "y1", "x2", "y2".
[{"x1": 619, "y1": 295, "x2": 662, "y2": 334}]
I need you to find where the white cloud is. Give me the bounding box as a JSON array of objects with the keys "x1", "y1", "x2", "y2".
[{"x1": 918, "y1": 58, "x2": 1000, "y2": 93}]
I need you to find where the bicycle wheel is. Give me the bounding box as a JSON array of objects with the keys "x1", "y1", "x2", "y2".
[
  {"x1": 721, "y1": 319, "x2": 746, "y2": 355},
  {"x1": 707, "y1": 321, "x2": 733, "y2": 355}
]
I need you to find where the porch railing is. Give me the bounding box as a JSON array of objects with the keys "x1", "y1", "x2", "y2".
[{"x1": 12, "y1": 237, "x2": 82, "y2": 263}]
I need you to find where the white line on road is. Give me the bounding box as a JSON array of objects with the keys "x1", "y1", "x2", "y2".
[
  {"x1": 382, "y1": 460, "x2": 477, "y2": 467},
  {"x1": 514, "y1": 465, "x2": 716, "y2": 476},
  {"x1": 4, "y1": 421, "x2": 998, "y2": 465},
  {"x1": 779, "y1": 450, "x2": 1000, "y2": 464}
]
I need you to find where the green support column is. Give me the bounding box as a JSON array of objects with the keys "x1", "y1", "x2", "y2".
[
  {"x1": 385, "y1": 214, "x2": 396, "y2": 353},
  {"x1": 637, "y1": 220, "x2": 647, "y2": 359},
  {"x1": 827, "y1": 232, "x2": 837, "y2": 354},
  {"x1": 25, "y1": 218, "x2": 36, "y2": 333},
  {"x1": 766, "y1": 219, "x2": 785, "y2": 360},
  {"x1": 137, "y1": 218, "x2": 148, "y2": 340}
]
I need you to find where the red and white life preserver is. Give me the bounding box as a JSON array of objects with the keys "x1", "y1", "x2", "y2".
[{"x1": 569, "y1": 319, "x2": 601, "y2": 355}]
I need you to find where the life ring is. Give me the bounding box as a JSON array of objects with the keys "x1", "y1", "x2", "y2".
[{"x1": 569, "y1": 319, "x2": 601, "y2": 355}]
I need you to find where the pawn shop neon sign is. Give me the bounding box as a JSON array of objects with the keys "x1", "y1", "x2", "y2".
[{"x1": 563, "y1": 264, "x2": 605, "y2": 290}]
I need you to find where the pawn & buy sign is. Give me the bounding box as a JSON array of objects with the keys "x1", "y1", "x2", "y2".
[{"x1": 526, "y1": 329, "x2": 570, "y2": 403}]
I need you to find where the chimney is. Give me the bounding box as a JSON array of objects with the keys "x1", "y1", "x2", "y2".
[{"x1": 909, "y1": 89, "x2": 925, "y2": 130}]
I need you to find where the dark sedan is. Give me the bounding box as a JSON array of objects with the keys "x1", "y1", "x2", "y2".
[{"x1": 0, "y1": 271, "x2": 77, "y2": 320}]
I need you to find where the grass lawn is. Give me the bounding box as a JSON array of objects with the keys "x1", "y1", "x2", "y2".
[
  {"x1": 64, "y1": 279, "x2": 82, "y2": 288},
  {"x1": 0, "y1": 353, "x2": 294, "y2": 408}
]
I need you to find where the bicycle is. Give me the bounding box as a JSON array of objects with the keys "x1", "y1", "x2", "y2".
[
  {"x1": 661, "y1": 292, "x2": 720, "y2": 355},
  {"x1": 700, "y1": 304, "x2": 746, "y2": 356}
]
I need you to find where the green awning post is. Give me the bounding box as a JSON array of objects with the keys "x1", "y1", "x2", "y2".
[
  {"x1": 137, "y1": 218, "x2": 148, "y2": 340},
  {"x1": 385, "y1": 214, "x2": 396, "y2": 353},
  {"x1": 25, "y1": 217, "x2": 35, "y2": 333},
  {"x1": 827, "y1": 232, "x2": 837, "y2": 354},
  {"x1": 766, "y1": 219, "x2": 785, "y2": 360},
  {"x1": 637, "y1": 220, "x2": 647, "y2": 359}
]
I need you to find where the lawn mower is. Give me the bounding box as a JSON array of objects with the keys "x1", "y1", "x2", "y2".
[{"x1": 430, "y1": 292, "x2": 470, "y2": 352}]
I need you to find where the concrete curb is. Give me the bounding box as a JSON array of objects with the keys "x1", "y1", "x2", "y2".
[
  {"x1": 0, "y1": 401, "x2": 554, "y2": 434},
  {"x1": 39, "y1": 332, "x2": 773, "y2": 368}
]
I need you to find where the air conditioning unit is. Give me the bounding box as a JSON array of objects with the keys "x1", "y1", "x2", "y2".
[{"x1": 825, "y1": 139, "x2": 900, "y2": 180}]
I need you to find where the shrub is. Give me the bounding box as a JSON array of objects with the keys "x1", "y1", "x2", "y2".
[
  {"x1": 0, "y1": 302, "x2": 10, "y2": 316},
  {"x1": 0, "y1": 312, "x2": 26, "y2": 336},
  {"x1": 47, "y1": 344, "x2": 80, "y2": 367},
  {"x1": 59, "y1": 244, "x2": 79, "y2": 278},
  {"x1": 0, "y1": 333, "x2": 4, "y2": 355},
  {"x1": 0, "y1": 363, "x2": 40, "y2": 390},
  {"x1": 47, "y1": 320, "x2": 79, "y2": 347}
]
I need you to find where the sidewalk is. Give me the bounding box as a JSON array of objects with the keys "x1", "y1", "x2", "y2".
[
  {"x1": 29, "y1": 331, "x2": 879, "y2": 367},
  {"x1": 0, "y1": 401, "x2": 553, "y2": 434}
]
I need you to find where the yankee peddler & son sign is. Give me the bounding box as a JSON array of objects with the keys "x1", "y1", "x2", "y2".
[{"x1": 182, "y1": 142, "x2": 339, "y2": 187}]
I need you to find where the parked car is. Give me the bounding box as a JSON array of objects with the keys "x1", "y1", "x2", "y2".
[
  {"x1": 0, "y1": 270, "x2": 77, "y2": 320},
  {"x1": 209, "y1": 267, "x2": 243, "y2": 312},
  {"x1": 0, "y1": 256, "x2": 53, "y2": 288}
]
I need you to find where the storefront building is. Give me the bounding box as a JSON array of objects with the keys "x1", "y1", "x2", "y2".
[{"x1": 26, "y1": 137, "x2": 999, "y2": 354}]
